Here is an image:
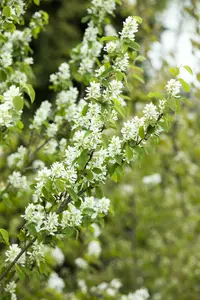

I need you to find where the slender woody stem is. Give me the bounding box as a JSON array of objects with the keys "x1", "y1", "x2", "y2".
[{"x1": 0, "y1": 237, "x2": 37, "y2": 282}]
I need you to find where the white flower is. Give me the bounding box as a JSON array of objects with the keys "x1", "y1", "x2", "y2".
[
  {"x1": 51, "y1": 247, "x2": 65, "y2": 265},
  {"x1": 143, "y1": 103, "x2": 159, "y2": 122},
  {"x1": 104, "y1": 24, "x2": 117, "y2": 36},
  {"x1": 142, "y1": 173, "x2": 161, "y2": 185},
  {"x1": 121, "y1": 116, "x2": 144, "y2": 141},
  {"x1": 95, "y1": 66, "x2": 105, "y2": 77},
  {"x1": 108, "y1": 80, "x2": 123, "y2": 98},
  {"x1": 108, "y1": 136, "x2": 122, "y2": 158},
  {"x1": 83, "y1": 21, "x2": 98, "y2": 42},
  {"x1": 104, "y1": 41, "x2": 119, "y2": 53},
  {"x1": 86, "y1": 82, "x2": 101, "y2": 99},
  {"x1": 110, "y1": 278, "x2": 122, "y2": 290},
  {"x1": 61, "y1": 203, "x2": 82, "y2": 228},
  {"x1": 3, "y1": 85, "x2": 21, "y2": 103},
  {"x1": 22, "y1": 203, "x2": 45, "y2": 232},
  {"x1": 5, "y1": 244, "x2": 25, "y2": 266},
  {"x1": 51, "y1": 162, "x2": 66, "y2": 178},
  {"x1": 31, "y1": 100, "x2": 52, "y2": 129},
  {"x1": 106, "y1": 288, "x2": 117, "y2": 296},
  {"x1": 87, "y1": 240, "x2": 101, "y2": 257},
  {"x1": 78, "y1": 279, "x2": 87, "y2": 294},
  {"x1": 50, "y1": 62, "x2": 70, "y2": 86},
  {"x1": 43, "y1": 139, "x2": 58, "y2": 155},
  {"x1": 0, "y1": 52, "x2": 12, "y2": 67},
  {"x1": 120, "y1": 16, "x2": 138, "y2": 41},
  {"x1": 159, "y1": 99, "x2": 166, "y2": 113},
  {"x1": 75, "y1": 257, "x2": 88, "y2": 269},
  {"x1": 81, "y1": 196, "x2": 110, "y2": 218},
  {"x1": 79, "y1": 57, "x2": 94, "y2": 75},
  {"x1": 91, "y1": 223, "x2": 101, "y2": 237},
  {"x1": 166, "y1": 79, "x2": 181, "y2": 97},
  {"x1": 47, "y1": 272, "x2": 65, "y2": 292},
  {"x1": 28, "y1": 241, "x2": 45, "y2": 266},
  {"x1": 43, "y1": 212, "x2": 59, "y2": 235},
  {"x1": 5, "y1": 281, "x2": 17, "y2": 300},
  {"x1": 8, "y1": 171, "x2": 28, "y2": 190},
  {"x1": 32, "y1": 159, "x2": 45, "y2": 170},
  {"x1": 115, "y1": 53, "x2": 129, "y2": 72},
  {"x1": 24, "y1": 57, "x2": 34, "y2": 64},
  {"x1": 129, "y1": 288, "x2": 150, "y2": 300},
  {"x1": 56, "y1": 87, "x2": 78, "y2": 107},
  {"x1": 46, "y1": 123, "x2": 58, "y2": 138},
  {"x1": 7, "y1": 146, "x2": 27, "y2": 168}
]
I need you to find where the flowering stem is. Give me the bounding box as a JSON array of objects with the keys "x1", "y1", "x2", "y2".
[{"x1": 0, "y1": 237, "x2": 37, "y2": 283}]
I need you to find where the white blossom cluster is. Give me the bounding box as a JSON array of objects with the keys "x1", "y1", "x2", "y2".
[
  {"x1": 121, "y1": 288, "x2": 150, "y2": 300},
  {"x1": 166, "y1": 79, "x2": 181, "y2": 97},
  {"x1": 88, "y1": 0, "x2": 116, "y2": 22},
  {"x1": 5, "y1": 244, "x2": 25, "y2": 266},
  {"x1": 50, "y1": 62, "x2": 71, "y2": 89},
  {"x1": 5, "y1": 281, "x2": 17, "y2": 300},
  {"x1": 120, "y1": 16, "x2": 139, "y2": 41},
  {"x1": 47, "y1": 272, "x2": 65, "y2": 292},
  {"x1": 87, "y1": 240, "x2": 102, "y2": 257},
  {"x1": 0, "y1": 7, "x2": 47, "y2": 130},
  {"x1": 0, "y1": 85, "x2": 22, "y2": 128},
  {"x1": 30, "y1": 100, "x2": 52, "y2": 130},
  {"x1": 22, "y1": 196, "x2": 110, "y2": 236},
  {"x1": 90, "y1": 278, "x2": 122, "y2": 297},
  {"x1": 7, "y1": 146, "x2": 27, "y2": 168},
  {"x1": 8, "y1": 171, "x2": 28, "y2": 190},
  {"x1": 142, "y1": 173, "x2": 162, "y2": 185},
  {"x1": 78, "y1": 21, "x2": 102, "y2": 75}
]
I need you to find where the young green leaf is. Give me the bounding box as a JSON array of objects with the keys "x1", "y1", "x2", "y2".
[
  {"x1": 0, "y1": 228, "x2": 9, "y2": 245},
  {"x1": 183, "y1": 65, "x2": 193, "y2": 75},
  {"x1": 13, "y1": 96, "x2": 24, "y2": 111}
]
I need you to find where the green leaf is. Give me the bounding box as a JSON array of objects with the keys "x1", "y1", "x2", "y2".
[
  {"x1": 33, "y1": 0, "x2": 40, "y2": 5},
  {"x1": 100, "y1": 36, "x2": 118, "y2": 42},
  {"x1": 15, "y1": 264, "x2": 25, "y2": 281},
  {"x1": 55, "y1": 179, "x2": 65, "y2": 192},
  {"x1": 77, "y1": 150, "x2": 89, "y2": 170},
  {"x1": 0, "y1": 69, "x2": 7, "y2": 81},
  {"x1": 42, "y1": 186, "x2": 50, "y2": 199},
  {"x1": 127, "y1": 41, "x2": 140, "y2": 51},
  {"x1": 169, "y1": 67, "x2": 180, "y2": 77},
  {"x1": 17, "y1": 121, "x2": 24, "y2": 129},
  {"x1": 100, "y1": 67, "x2": 113, "y2": 78},
  {"x1": 22, "y1": 84, "x2": 35, "y2": 103},
  {"x1": 13, "y1": 96, "x2": 24, "y2": 111},
  {"x1": 135, "y1": 55, "x2": 146, "y2": 62},
  {"x1": 67, "y1": 188, "x2": 78, "y2": 201},
  {"x1": 139, "y1": 126, "x2": 145, "y2": 139},
  {"x1": 82, "y1": 104, "x2": 89, "y2": 116},
  {"x1": 183, "y1": 65, "x2": 193, "y2": 75},
  {"x1": 3, "y1": 6, "x2": 11, "y2": 17},
  {"x1": 93, "y1": 168, "x2": 102, "y2": 174},
  {"x1": 0, "y1": 228, "x2": 9, "y2": 245},
  {"x1": 179, "y1": 78, "x2": 190, "y2": 92},
  {"x1": 95, "y1": 186, "x2": 103, "y2": 198},
  {"x1": 86, "y1": 170, "x2": 93, "y2": 181},
  {"x1": 81, "y1": 16, "x2": 90, "y2": 23},
  {"x1": 125, "y1": 145, "x2": 133, "y2": 161},
  {"x1": 27, "y1": 224, "x2": 37, "y2": 236},
  {"x1": 148, "y1": 92, "x2": 163, "y2": 99},
  {"x1": 132, "y1": 74, "x2": 144, "y2": 84},
  {"x1": 133, "y1": 16, "x2": 143, "y2": 24}
]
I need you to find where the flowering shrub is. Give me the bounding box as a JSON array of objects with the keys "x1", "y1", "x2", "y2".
[{"x1": 0, "y1": 0, "x2": 191, "y2": 299}]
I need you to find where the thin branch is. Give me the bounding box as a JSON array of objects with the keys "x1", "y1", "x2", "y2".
[{"x1": 0, "y1": 237, "x2": 37, "y2": 283}]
